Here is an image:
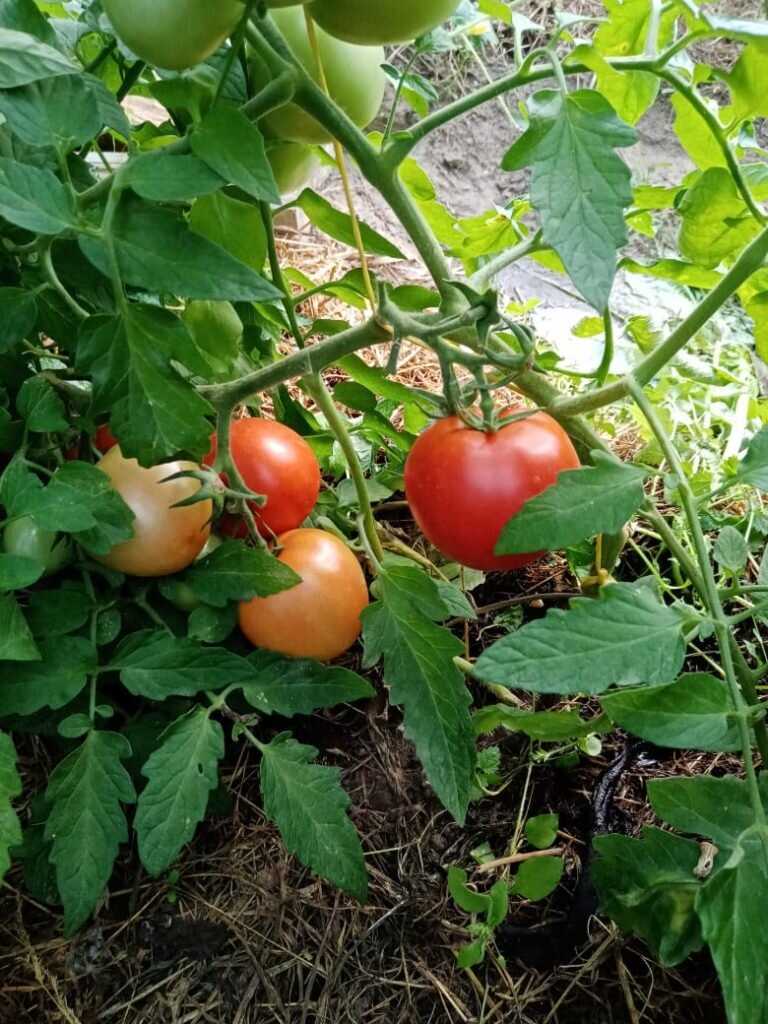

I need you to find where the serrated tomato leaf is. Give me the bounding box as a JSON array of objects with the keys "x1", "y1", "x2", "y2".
[
  {"x1": 135, "y1": 707, "x2": 225, "y2": 876},
  {"x1": 474, "y1": 583, "x2": 686, "y2": 695},
  {"x1": 502, "y1": 89, "x2": 636, "y2": 311},
  {"x1": 240, "y1": 650, "x2": 374, "y2": 716},
  {"x1": 111, "y1": 631, "x2": 255, "y2": 699},
  {"x1": 362, "y1": 560, "x2": 475, "y2": 823},
  {"x1": 0, "y1": 731, "x2": 22, "y2": 882},
  {"x1": 184, "y1": 540, "x2": 300, "y2": 607},
  {"x1": 258, "y1": 733, "x2": 367, "y2": 900},
  {"x1": 45, "y1": 731, "x2": 135, "y2": 934},
  {"x1": 593, "y1": 826, "x2": 704, "y2": 966},
  {"x1": 496, "y1": 452, "x2": 647, "y2": 554}
]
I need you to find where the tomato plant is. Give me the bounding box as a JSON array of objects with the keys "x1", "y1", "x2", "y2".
[
  {"x1": 239, "y1": 528, "x2": 369, "y2": 660},
  {"x1": 102, "y1": 0, "x2": 245, "y2": 70},
  {"x1": 204, "y1": 417, "x2": 321, "y2": 537},
  {"x1": 404, "y1": 412, "x2": 580, "y2": 570},
  {"x1": 1, "y1": 4, "x2": 768, "y2": 1020},
  {"x1": 94, "y1": 447, "x2": 213, "y2": 576},
  {"x1": 249, "y1": 7, "x2": 386, "y2": 143},
  {"x1": 311, "y1": 0, "x2": 461, "y2": 44}
]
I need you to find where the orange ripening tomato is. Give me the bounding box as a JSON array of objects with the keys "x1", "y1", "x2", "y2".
[
  {"x1": 404, "y1": 411, "x2": 580, "y2": 571},
  {"x1": 205, "y1": 418, "x2": 320, "y2": 539},
  {"x1": 95, "y1": 446, "x2": 212, "y2": 576},
  {"x1": 238, "y1": 528, "x2": 369, "y2": 661}
]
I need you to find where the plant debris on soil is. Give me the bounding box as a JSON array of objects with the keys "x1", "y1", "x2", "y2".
[{"x1": 4, "y1": 0, "x2": 766, "y2": 1017}]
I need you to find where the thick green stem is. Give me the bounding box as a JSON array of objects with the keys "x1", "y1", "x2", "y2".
[
  {"x1": 198, "y1": 318, "x2": 392, "y2": 406},
  {"x1": 629, "y1": 377, "x2": 766, "y2": 819},
  {"x1": 306, "y1": 376, "x2": 384, "y2": 563}
]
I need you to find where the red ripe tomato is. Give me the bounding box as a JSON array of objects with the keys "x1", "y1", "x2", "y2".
[
  {"x1": 94, "y1": 424, "x2": 118, "y2": 453},
  {"x1": 205, "y1": 418, "x2": 320, "y2": 539},
  {"x1": 238, "y1": 528, "x2": 369, "y2": 661},
  {"x1": 404, "y1": 411, "x2": 580, "y2": 571}
]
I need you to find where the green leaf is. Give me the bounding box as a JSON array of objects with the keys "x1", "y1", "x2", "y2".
[
  {"x1": 111, "y1": 631, "x2": 255, "y2": 699},
  {"x1": 648, "y1": 776, "x2": 760, "y2": 851},
  {"x1": 135, "y1": 707, "x2": 225, "y2": 876},
  {"x1": 734, "y1": 426, "x2": 768, "y2": 489},
  {"x1": 0, "y1": 288, "x2": 37, "y2": 352},
  {"x1": 184, "y1": 540, "x2": 300, "y2": 608},
  {"x1": 79, "y1": 194, "x2": 281, "y2": 302},
  {"x1": 456, "y1": 936, "x2": 488, "y2": 968},
  {"x1": 0, "y1": 552, "x2": 44, "y2": 590},
  {"x1": 622, "y1": 256, "x2": 722, "y2": 289},
  {"x1": 0, "y1": 593, "x2": 40, "y2": 662},
  {"x1": 502, "y1": 89, "x2": 636, "y2": 311},
  {"x1": 0, "y1": 157, "x2": 78, "y2": 234},
  {"x1": 124, "y1": 152, "x2": 224, "y2": 202},
  {"x1": 472, "y1": 704, "x2": 607, "y2": 741},
  {"x1": 45, "y1": 731, "x2": 136, "y2": 934},
  {"x1": 259, "y1": 733, "x2": 367, "y2": 900},
  {"x1": 728, "y1": 42, "x2": 768, "y2": 122},
  {"x1": 697, "y1": 826, "x2": 768, "y2": 1024},
  {"x1": 189, "y1": 190, "x2": 268, "y2": 272},
  {"x1": 590, "y1": 0, "x2": 674, "y2": 122},
  {"x1": 292, "y1": 189, "x2": 405, "y2": 260},
  {"x1": 447, "y1": 865, "x2": 491, "y2": 913},
  {"x1": 241, "y1": 650, "x2": 374, "y2": 716},
  {"x1": 77, "y1": 307, "x2": 214, "y2": 466},
  {"x1": 0, "y1": 73, "x2": 102, "y2": 149},
  {"x1": 592, "y1": 826, "x2": 704, "y2": 966},
  {"x1": 526, "y1": 813, "x2": 559, "y2": 850},
  {"x1": 0, "y1": 731, "x2": 21, "y2": 882},
  {"x1": 511, "y1": 855, "x2": 564, "y2": 900},
  {"x1": 474, "y1": 583, "x2": 686, "y2": 695},
  {"x1": 362, "y1": 559, "x2": 475, "y2": 823},
  {"x1": 601, "y1": 674, "x2": 742, "y2": 752},
  {"x1": 0, "y1": 28, "x2": 76, "y2": 87},
  {"x1": 0, "y1": 1, "x2": 56, "y2": 44},
  {"x1": 496, "y1": 452, "x2": 646, "y2": 554},
  {"x1": 679, "y1": 168, "x2": 760, "y2": 270},
  {"x1": 434, "y1": 579, "x2": 477, "y2": 620},
  {"x1": 23, "y1": 460, "x2": 135, "y2": 554},
  {"x1": 670, "y1": 91, "x2": 726, "y2": 170},
  {"x1": 187, "y1": 604, "x2": 236, "y2": 644},
  {"x1": 0, "y1": 636, "x2": 95, "y2": 713},
  {"x1": 714, "y1": 526, "x2": 748, "y2": 574},
  {"x1": 191, "y1": 105, "x2": 280, "y2": 204},
  {"x1": 17, "y1": 376, "x2": 68, "y2": 432}
]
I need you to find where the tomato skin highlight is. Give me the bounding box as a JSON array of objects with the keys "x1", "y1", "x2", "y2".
[
  {"x1": 102, "y1": 0, "x2": 244, "y2": 70},
  {"x1": 205, "y1": 418, "x2": 320, "y2": 539},
  {"x1": 311, "y1": 0, "x2": 460, "y2": 45},
  {"x1": 94, "y1": 447, "x2": 213, "y2": 577},
  {"x1": 404, "y1": 412, "x2": 580, "y2": 571},
  {"x1": 238, "y1": 528, "x2": 368, "y2": 661}
]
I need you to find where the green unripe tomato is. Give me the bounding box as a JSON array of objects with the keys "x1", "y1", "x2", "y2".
[
  {"x1": 249, "y1": 8, "x2": 386, "y2": 144},
  {"x1": 267, "y1": 141, "x2": 319, "y2": 194},
  {"x1": 161, "y1": 580, "x2": 203, "y2": 613},
  {"x1": 310, "y1": 0, "x2": 460, "y2": 44},
  {"x1": 102, "y1": 0, "x2": 244, "y2": 71},
  {"x1": 183, "y1": 300, "x2": 243, "y2": 354},
  {"x1": 266, "y1": 0, "x2": 310, "y2": 6},
  {"x1": 4, "y1": 517, "x2": 72, "y2": 576}
]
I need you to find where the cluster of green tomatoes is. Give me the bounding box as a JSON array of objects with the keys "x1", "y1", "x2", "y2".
[{"x1": 101, "y1": 0, "x2": 463, "y2": 194}]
